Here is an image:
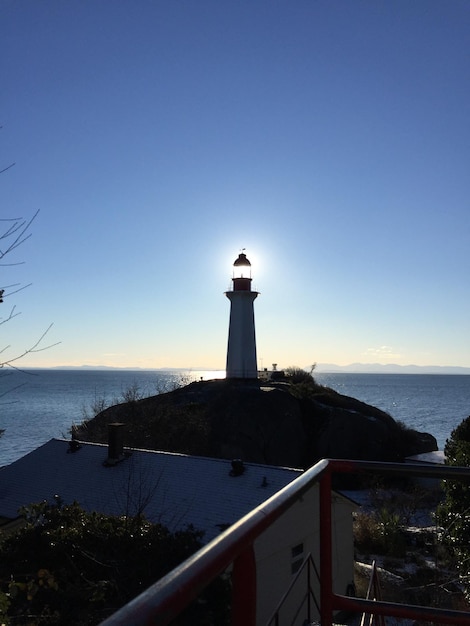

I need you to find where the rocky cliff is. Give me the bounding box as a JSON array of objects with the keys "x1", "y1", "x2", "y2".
[{"x1": 75, "y1": 378, "x2": 437, "y2": 469}]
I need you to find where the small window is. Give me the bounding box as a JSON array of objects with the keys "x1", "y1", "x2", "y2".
[
  {"x1": 291, "y1": 543, "x2": 303, "y2": 558},
  {"x1": 291, "y1": 542, "x2": 304, "y2": 574}
]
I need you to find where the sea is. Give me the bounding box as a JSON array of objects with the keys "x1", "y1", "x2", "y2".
[{"x1": 1, "y1": 369, "x2": 469, "y2": 467}]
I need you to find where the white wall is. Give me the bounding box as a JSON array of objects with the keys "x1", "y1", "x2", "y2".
[{"x1": 254, "y1": 486, "x2": 355, "y2": 625}]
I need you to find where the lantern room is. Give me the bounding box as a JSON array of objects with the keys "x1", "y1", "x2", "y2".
[{"x1": 232, "y1": 252, "x2": 252, "y2": 292}]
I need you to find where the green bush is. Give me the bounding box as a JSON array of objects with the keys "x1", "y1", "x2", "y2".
[
  {"x1": 284, "y1": 365, "x2": 316, "y2": 385},
  {"x1": 354, "y1": 509, "x2": 406, "y2": 557},
  {"x1": 0, "y1": 500, "x2": 229, "y2": 625},
  {"x1": 437, "y1": 415, "x2": 470, "y2": 598}
]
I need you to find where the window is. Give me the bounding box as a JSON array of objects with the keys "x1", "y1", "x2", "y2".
[{"x1": 291, "y1": 542, "x2": 304, "y2": 574}]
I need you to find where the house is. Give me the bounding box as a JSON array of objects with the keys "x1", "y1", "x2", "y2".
[{"x1": 0, "y1": 432, "x2": 356, "y2": 624}]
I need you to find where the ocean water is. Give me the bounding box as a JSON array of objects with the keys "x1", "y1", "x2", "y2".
[
  {"x1": 316, "y1": 373, "x2": 470, "y2": 450},
  {"x1": 1, "y1": 369, "x2": 469, "y2": 467},
  {"x1": 0, "y1": 369, "x2": 221, "y2": 466}
]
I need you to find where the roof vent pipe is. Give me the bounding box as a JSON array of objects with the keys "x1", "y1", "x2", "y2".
[
  {"x1": 230, "y1": 459, "x2": 245, "y2": 477},
  {"x1": 106, "y1": 422, "x2": 125, "y2": 464}
]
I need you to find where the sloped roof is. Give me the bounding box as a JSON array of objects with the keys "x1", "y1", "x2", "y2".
[
  {"x1": 0, "y1": 439, "x2": 302, "y2": 542},
  {"x1": 406, "y1": 450, "x2": 446, "y2": 464}
]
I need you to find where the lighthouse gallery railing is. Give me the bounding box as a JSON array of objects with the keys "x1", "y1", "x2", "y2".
[{"x1": 100, "y1": 458, "x2": 470, "y2": 626}]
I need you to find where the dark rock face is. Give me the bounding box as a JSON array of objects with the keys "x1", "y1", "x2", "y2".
[
  {"x1": 208, "y1": 382, "x2": 306, "y2": 466},
  {"x1": 75, "y1": 379, "x2": 437, "y2": 469}
]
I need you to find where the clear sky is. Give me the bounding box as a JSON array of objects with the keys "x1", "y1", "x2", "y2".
[{"x1": 1, "y1": 1, "x2": 469, "y2": 371}]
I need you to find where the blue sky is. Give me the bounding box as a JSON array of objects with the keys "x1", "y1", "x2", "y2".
[{"x1": 1, "y1": 1, "x2": 469, "y2": 370}]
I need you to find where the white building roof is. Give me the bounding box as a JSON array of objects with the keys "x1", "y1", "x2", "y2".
[
  {"x1": 406, "y1": 450, "x2": 446, "y2": 464},
  {"x1": 0, "y1": 439, "x2": 302, "y2": 542}
]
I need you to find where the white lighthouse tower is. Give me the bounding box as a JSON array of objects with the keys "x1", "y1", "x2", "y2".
[{"x1": 225, "y1": 251, "x2": 259, "y2": 379}]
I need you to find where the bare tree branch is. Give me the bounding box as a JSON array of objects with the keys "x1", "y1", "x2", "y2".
[
  {"x1": 1, "y1": 323, "x2": 61, "y2": 371},
  {"x1": 0, "y1": 162, "x2": 15, "y2": 175},
  {"x1": 0, "y1": 283, "x2": 33, "y2": 300},
  {"x1": 0, "y1": 382, "x2": 28, "y2": 399},
  {"x1": 0, "y1": 304, "x2": 20, "y2": 326},
  {"x1": 0, "y1": 208, "x2": 39, "y2": 262},
  {"x1": 1, "y1": 145, "x2": 58, "y2": 400}
]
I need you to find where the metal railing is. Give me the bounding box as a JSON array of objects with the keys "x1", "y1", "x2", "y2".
[
  {"x1": 266, "y1": 552, "x2": 320, "y2": 626},
  {"x1": 100, "y1": 458, "x2": 470, "y2": 626},
  {"x1": 360, "y1": 560, "x2": 385, "y2": 626}
]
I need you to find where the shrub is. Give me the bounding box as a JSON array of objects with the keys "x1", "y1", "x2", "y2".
[
  {"x1": 437, "y1": 415, "x2": 470, "y2": 599},
  {"x1": 0, "y1": 500, "x2": 229, "y2": 625},
  {"x1": 284, "y1": 365, "x2": 316, "y2": 385}
]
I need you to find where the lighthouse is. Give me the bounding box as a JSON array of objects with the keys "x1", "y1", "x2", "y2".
[{"x1": 225, "y1": 251, "x2": 259, "y2": 379}]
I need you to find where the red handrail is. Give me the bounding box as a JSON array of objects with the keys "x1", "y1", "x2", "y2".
[{"x1": 100, "y1": 459, "x2": 470, "y2": 626}]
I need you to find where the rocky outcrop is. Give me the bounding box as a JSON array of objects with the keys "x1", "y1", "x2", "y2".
[{"x1": 75, "y1": 378, "x2": 437, "y2": 469}]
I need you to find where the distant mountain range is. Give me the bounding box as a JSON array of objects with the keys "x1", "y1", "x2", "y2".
[
  {"x1": 49, "y1": 363, "x2": 470, "y2": 375},
  {"x1": 314, "y1": 363, "x2": 470, "y2": 375}
]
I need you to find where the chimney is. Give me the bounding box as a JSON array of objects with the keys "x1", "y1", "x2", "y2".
[
  {"x1": 230, "y1": 459, "x2": 245, "y2": 477},
  {"x1": 106, "y1": 422, "x2": 125, "y2": 465}
]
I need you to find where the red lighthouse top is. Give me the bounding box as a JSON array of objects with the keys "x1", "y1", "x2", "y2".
[{"x1": 232, "y1": 252, "x2": 252, "y2": 291}]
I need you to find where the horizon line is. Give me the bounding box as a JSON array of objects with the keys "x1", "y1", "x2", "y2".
[{"x1": 18, "y1": 363, "x2": 470, "y2": 374}]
